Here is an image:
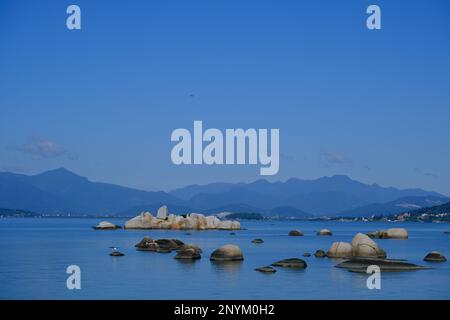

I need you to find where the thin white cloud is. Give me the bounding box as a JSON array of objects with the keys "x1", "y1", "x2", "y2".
[{"x1": 9, "y1": 137, "x2": 78, "y2": 160}]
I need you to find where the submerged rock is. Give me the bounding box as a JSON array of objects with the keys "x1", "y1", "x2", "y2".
[
  {"x1": 424, "y1": 251, "x2": 447, "y2": 262},
  {"x1": 93, "y1": 221, "x2": 121, "y2": 230},
  {"x1": 252, "y1": 238, "x2": 264, "y2": 244},
  {"x1": 327, "y1": 242, "x2": 352, "y2": 258},
  {"x1": 314, "y1": 250, "x2": 327, "y2": 258},
  {"x1": 351, "y1": 233, "x2": 386, "y2": 258},
  {"x1": 335, "y1": 258, "x2": 428, "y2": 272},
  {"x1": 210, "y1": 244, "x2": 244, "y2": 261},
  {"x1": 317, "y1": 229, "x2": 332, "y2": 236},
  {"x1": 174, "y1": 244, "x2": 202, "y2": 260},
  {"x1": 271, "y1": 258, "x2": 307, "y2": 269},
  {"x1": 255, "y1": 266, "x2": 277, "y2": 273},
  {"x1": 302, "y1": 253, "x2": 311, "y2": 257},
  {"x1": 288, "y1": 230, "x2": 304, "y2": 236},
  {"x1": 367, "y1": 228, "x2": 408, "y2": 239}
]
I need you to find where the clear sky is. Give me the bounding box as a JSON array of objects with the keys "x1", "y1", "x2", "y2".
[{"x1": 0, "y1": 0, "x2": 449, "y2": 195}]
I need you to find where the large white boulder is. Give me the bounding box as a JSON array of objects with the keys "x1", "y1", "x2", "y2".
[
  {"x1": 157, "y1": 205, "x2": 168, "y2": 220},
  {"x1": 124, "y1": 212, "x2": 153, "y2": 229},
  {"x1": 327, "y1": 242, "x2": 352, "y2": 258},
  {"x1": 351, "y1": 233, "x2": 386, "y2": 258}
]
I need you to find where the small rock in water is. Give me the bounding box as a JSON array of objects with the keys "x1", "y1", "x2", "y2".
[
  {"x1": 317, "y1": 229, "x2": 332, "y2": 236},
  {"x1": 252, "y1": 238, "x2": 264, "y2": 244},
  {"x1": 424, "y1": 251, "x2": 447, "y2": 262},
  {"x1": 110, "y1": 251, "x2": 125, "y2": 257},
  {"x1": 210, "y1": 244, "x2": 244, "y2": 261},
  {"x1": 271, "y1": 258, "x2": 307, "y2": 269},
  {"x1": 174, "y1": 244, "x2": 202, "y2": 260},
  {"x1": 288, "y1": 230, "x2": 304, "y2": 236},
  {"x1": 255, "y1": 266, "x2": 277, "y2": 273},
  {"x1": 229, "y1": 232, "x2": 236, "y2": 235},
  {"x1": 314, "y1": 250, "x2": 327, "y2": 258},
  {"x1": 93, "y1": 221, "x2": 121, "y2": 230},
  {"x1": 302, "y1": 253, "x2": 311, "y2": 257}
]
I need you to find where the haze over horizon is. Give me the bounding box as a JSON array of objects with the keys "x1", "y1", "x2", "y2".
[{"x1": 1, "y1": 1, "x2": 449, "y2": 194}]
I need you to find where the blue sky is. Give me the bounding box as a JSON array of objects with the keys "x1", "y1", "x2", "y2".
[{"x1": 0, "y1": 0, "x2": 449, "y2": 194}]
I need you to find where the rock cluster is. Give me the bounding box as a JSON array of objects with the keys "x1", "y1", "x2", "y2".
[
  {"x1": 367, "y1": 228, "x2": 408, "y2": 239},
  {"x1": 326, "y1": 233, "x2": 386, "y2": 259},
  {"x1": 124, "y1": 206, "x2": 240, "y2": 230}
]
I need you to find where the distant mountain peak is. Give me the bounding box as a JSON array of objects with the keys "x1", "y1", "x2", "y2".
[{"x1": 32, "y1": 168, "x2": 89, "y2": 184}]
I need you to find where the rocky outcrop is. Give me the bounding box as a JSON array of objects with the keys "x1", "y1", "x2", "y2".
[
  {"x1": 288, "y1": 230, "x2": 304, "y2": 236},
  {"x1": 317, "y1": 229, "x2": 332, "y2": 236},
  {"x1": 271, "y1": 258, "x2": 307, "y2": 269},
  {"x1": 367, "y1": 228, "x2": 408, "y2": 239},
  {"x1": 335, "y1": 258, "x2": 428, "y2": 272},
  {"x1": 124, "y1": 206, "x2": 240, "y2": 230},
  {"x1": 125, "y1": 212, "x2": 153, "y2": 229},
  {"x1": 210, "y1": 244, "x2": 244, "y2": 261},
  {"x1": 93, "y1": 221, "x2": 121, "y2": 230},
  {"x1": 423, "y1": 251, "x2": 447, "y2": 262},
  {"x1": 327, "y1": 242, "x2": 352, "y2": 258},
  {"x1": 174, "y1": 244, "x2": 202, "y2": 260},
  {"x1": 351, "y1": 233, "x2": 386, "y2": 258}
]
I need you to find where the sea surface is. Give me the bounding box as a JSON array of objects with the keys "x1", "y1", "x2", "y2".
[{"x1": 0, "y1": 218, "x2": 449, "y2": 299}]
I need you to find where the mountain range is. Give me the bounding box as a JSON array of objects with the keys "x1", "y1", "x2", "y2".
[{"x1": 0, "y1": 168, "x2": 447, "y2": 217}]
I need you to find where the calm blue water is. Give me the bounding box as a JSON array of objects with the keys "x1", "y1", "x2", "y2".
[{"x1": 0, "y1": 218, "x2": 449, "y2": 299}]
